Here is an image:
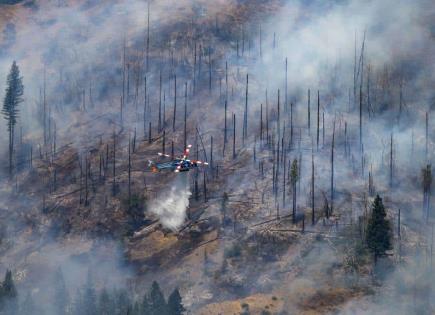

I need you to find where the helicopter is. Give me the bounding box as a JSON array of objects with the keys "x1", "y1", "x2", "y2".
[{"x1": 148, "y1": 144, "x2": 209, "y2": 173}]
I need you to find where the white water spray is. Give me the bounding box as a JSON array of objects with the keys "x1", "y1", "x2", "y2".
[{"x1": 150, "y1": 174, "x2": 191, "y2": 230}]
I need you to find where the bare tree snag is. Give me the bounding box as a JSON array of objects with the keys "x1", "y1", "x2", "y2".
[
  {"x1": 233, "y1": 113, "x2": 236, "y2": 159},
  {"x1": 390, "y1": 133, "x2": 393, "y2": 188},
  {"x1": 128, "y1": 137, "x2": 132, "y2": 205},
  {"x1": 184, "y1": 82, "x2": 187, "y2": 150},
  {"x1": 331, "y1": 121, "x2": 335, "y2": 215},
  {"x1": 146, "y1": 1, "x2": 150, "y2": 72},
  {"x1": 308, "y1": 89, "x2": 311, "y2": 133},
  {"x1": 260, "y1": 103, "x2": 263, "y2": 142},
  {"x1": 311, "y1": 152, "x2": 315, "y2": 225},
  {"x1": 112, "y1": 132, "x2": 117, "y2": 196},
  {"x1": 223, "y1": 100, "x2": 228, "y2": 156},
  {"x1": 317, "y1": 90, "x2": 320, "y2": 150},
  {"x1": 243, "y1": 74, "x2": 249, "y2": 143},
  {"x1": 158, "y1": 71, "x2": 162, "y2": 131},
  {"x1": 173, "y1": 74, "x2": 177, "y2": 132}
]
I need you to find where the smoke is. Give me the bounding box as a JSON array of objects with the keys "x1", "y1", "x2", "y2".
[
  {"x1": 150, "y1": 174, "x2": 191, "y2": 231},
  {"x1": 0, "y1": 0, "x2": 434, "y2": 312}
]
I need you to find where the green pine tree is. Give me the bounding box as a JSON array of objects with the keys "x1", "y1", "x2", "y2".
[
  {"x1": 167, "y1": 288, "x2": 185, "y2": 315},
  {"x1": 2, "y1": 269, "x2": 18, "y2": 315},
  {"x1": 2, "y1": 61, "x2": 24, "y2": 177},
  {"x1": 149, "y1": 281, "x2": 167, "y2": 315},
  {"x1": 366, "y1": 195, "x2": 392, "y2": 263}
]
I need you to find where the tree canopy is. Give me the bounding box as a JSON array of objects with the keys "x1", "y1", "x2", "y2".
[{"x1": 366, "y1": 195, "x2": 392, "y2": 262}]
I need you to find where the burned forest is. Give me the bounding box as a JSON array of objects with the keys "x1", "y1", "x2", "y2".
[{"x1": 0, "y1": 0, "x2": 435, "y2": 314}]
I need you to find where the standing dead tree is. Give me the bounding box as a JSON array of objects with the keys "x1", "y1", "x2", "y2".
[
  {"x1": 291, "y1": 159, "x2": 299, "y2": 224},
  {"x1": 330, "y1": 120, "x2": 335, "y2": 215},
  {"x1": 307, "y1": 89, "x2": 310, "y2": 134},
  {"x1": 173, "y1": 74, "x2": 177, "y2": 132},
  {"x1": 311, "y1": 152, "x2": 315, "y2": 225},
  {"x1": 243, "y1": 74, "x2": 248, "y2": 144},
  {"x1": 128, "y1": 137, "x2": 132, "y2": 205},
  {"x1": 422, "y1": 165, "x2": 432, "y2": 223},
  {"x1": 158, "y1": 71, "x2": 162, "y2": 131},
  {"x1": 389, "y1": 133, "x2": 394, "y2": 188},
  {"x1": 112, "y1": 131, "x2": 117, "y2": 196},
  {"x1": 317, "y1": 90, "x2": 320, "y2": 150},
  {"x1": 184, "y1": 82, "x2": 188, "y2": 150},
  {"x1": 426, "y1": 112, "x2": 429, "y2": 162},
  {"x1": 146, "y1": 1, "x2": 150, "y2": 72},
  {"x1": 233, "y1": 113, "x2": 236, "y2": 159},
  {"x1": 223, "y1": 100, "x2": 227, "y2": 155}
]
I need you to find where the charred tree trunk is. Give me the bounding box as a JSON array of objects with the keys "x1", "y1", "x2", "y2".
[
  {"x1": 331, "y1": 121, "x2": 335, "y2": 215},
  {"x1": 173, "y1": 74, "x2": 177, "y2": 132},
  {"x1": 317, "y1": 90, "x2": 320, "y2": 150},
  {"x1": 426, "y1": 112, "x2": 429, "y2": 162},
  {"x1": 243, "y1": 74, "x2": 249, "y2": 143},
  {"x1": 285, "y1": 58, "x2": 288, "y2": 113},
  {"x1": 311, "y1": 153, "x2": 315, "y2": 225},
  {"x1": 146, "y1": 1, "x2": 150, "y2": 72},
  {"x1": 203, "y1": 171, "x2": 207, "y2": 202},
  {"x1": 233, "y1": 113, "x2": 236, "y2": 159},
  {"x1": 158, "y1": 71, "x2": 162, "y2": 131},
  {"x1": 144, "y1": 76, "x2": 147, "y2": 136},
  {"x1": 112, "y1": 132, "x2": 117, "y2": 196},
  {"x1": 308, "y1": 89, "x2": 311, "y2": 133},
  {"x1": 208, "y1": 47, "x2": 212, "y2": 92},
  {"x1": 128, "y1": 138, "x2": 132, "y2": 205},
  {"x1": 184, "y1": 82, "x2": 188, "y2": 149},
  {"x1": 162, "y1": 130, "x2": 166, "y2": 154},
  {"x1": 260, "y1": 103, "x2": 263, "y2": 142},
  {"x1": 223, "y1": 100, "x2": 227, "y2": 155}
]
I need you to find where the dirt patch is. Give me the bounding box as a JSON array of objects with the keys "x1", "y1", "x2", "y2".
[
  {"x1": 296, "y1": 286, "x2": 366, "y2": 314},
  {"x1": 197, "y1": 293, "x2": 284, "y2": 315}
]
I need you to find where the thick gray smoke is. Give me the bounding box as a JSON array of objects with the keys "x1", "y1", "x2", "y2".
[
  {"x1": 0, "y1": 0, "x2": 434, "y2": 313},
  {"x1": 150, "y1": 174, "x2": 191, "y2": 230}
]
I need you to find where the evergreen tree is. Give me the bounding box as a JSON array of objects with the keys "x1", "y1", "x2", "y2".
[
  {"x1": 53, "y1": 267, "x2": 69, "y2": 315},
  {"x1": 2, "y1": 61, "x2": 24, "y2": 177},
  {"x1": 2, "y1": 269, "x2": 18, "y2": 315},
  {"x1": 167, "y1": 288, "x2": 185, "y2": 315},
  {"x1": 148, "y1": 281, "x2": 167, "y2": 315},
  {"x1": 366, "y1": 195, "x2": 392, "y2": 263}
]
